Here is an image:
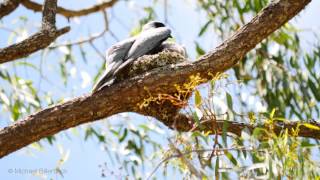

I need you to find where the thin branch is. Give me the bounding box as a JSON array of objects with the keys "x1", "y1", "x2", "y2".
[
  {"x1": 168, "y1": 139, "x2": 204, "y2": 178},
  {"x1": 50, "y1": 10, "x2": 109, "y2": 48},
  {"x1": 147, "y1": 146, "x2": 256, "y2": 180},
  {"x1": 89, "y1": 41, "x2": 105, "y2": 60},
  {"x1": 0, "y1": 0, "x2": 313, "y2": 158},
  {"x1": 0, "y1": 0, "x2": 20, "y2": 19},
  {"x1": 0, "y1": 26, "x2": 20, "y2": 35},
  {"x1": 168, "y1": 113, "x2": 320, "y2": 138},
  {"x1": 21, "y1": 0, "x2": 118, "y2": 18},
  {"x1": 51, "y1": 30, "x2": 106, "y2": 48},
  {"x1": 0, "y1": 0, "x2": 70, "y2": 64}
]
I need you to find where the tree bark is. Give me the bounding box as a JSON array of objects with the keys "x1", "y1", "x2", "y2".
[
  {"x1": 0, "y1": 0, "x2": 70, "y2": 63},
  {"x1": 0, "y1": 0, "x2": 20, "y2": 19}
]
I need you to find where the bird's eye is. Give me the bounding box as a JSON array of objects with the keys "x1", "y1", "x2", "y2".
[{"x1": 154, "y1": 22, "x2": 165, "y2": 28}]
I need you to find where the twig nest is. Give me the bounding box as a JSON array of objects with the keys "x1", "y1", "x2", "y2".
[
  {"x1": 116, "y1": 49, "x2": 188, "y2": 82},
  {"x1": 115, "y1": 43, "x2": 192, "y2": 122}
]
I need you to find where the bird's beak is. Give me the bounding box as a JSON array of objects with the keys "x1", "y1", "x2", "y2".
[{"x1": 169, "y1": 34, "x2": 173, "y2": 38}]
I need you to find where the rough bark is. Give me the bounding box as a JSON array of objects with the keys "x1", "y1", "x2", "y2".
[
  {"x1": 0, "y1": 0, "x2": 70, "y2": 63},
  {"x1": 0, "y1": 0, "x2": 20, "y2": 19},
  {"x1": 0, "y1": 0, "x2": 119, "y2": 63},
  {"x1": 0, "y1": 0, "x2": 314, "y2": 158}
]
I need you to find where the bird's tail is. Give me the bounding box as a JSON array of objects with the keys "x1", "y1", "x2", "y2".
[{"x1": 92, "y1": 71, "x2": 114, "y2": 93}]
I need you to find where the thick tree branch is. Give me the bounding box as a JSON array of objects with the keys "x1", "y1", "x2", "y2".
[
  {"x1": 41, "y1": 0, "x2": 57, "y2": 31},
  {"x1": 21, "y1": 0, "x2": 118, "y2": 18},
  {"x1": 0, "y1": 0, "x2": 20, "y2": 19},
  {"x1": 0, "y1": 0, "x2": 70, "y2": 64},
  {"x1": 0, "y1": 0, "x2": 313, "y2": 158}
]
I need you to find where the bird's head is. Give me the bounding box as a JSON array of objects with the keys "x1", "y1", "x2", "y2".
[
  {"x1": 142, "y1": 21, "x2": 172, "y2": 38},
  {"x1": 142, "y1": 21, "x2": 166, "y2": 31}
]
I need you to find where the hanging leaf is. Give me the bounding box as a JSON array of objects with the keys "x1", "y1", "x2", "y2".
[
  {"x1": 195, "y1": 42, "x2": 206, "y2": 56},
  {"x1": 198, "y1": 20, "x2": 212, "y2": 37},
  {"x1": 226, "y1": 92, "x2": 233, "y2": 110},
  {"x1": 224, "y1": 150, "x2": 238, "y2": 166},
  {"x1": 195, "y1": 90, "x2": 202, "y2": 107},
  {"x1": 302, "y1": 123, "x2": 320, "y2": 131}
]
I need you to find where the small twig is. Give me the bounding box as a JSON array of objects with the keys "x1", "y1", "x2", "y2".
[
  {"x1": 89, "y1": 41, "x2": 105, "y2": 61},
  {"x1": 147, "y1": 146, "x2": 256, "y2": 180},
  {"x1": 50, "y1": 30, "x2": 106, "y2": 48},
  {"x1": 21, "y1": 0, "x2": 118, "y2": 18},
  {"x1": 50, "y1": 10, "x2": 110, "y2": 48},
  {"x1": 0, "y1": 26, "x2": 20, "y2": 35},
  {"x1": 168, "y1": 139, "x2": 204, "y2": 178}
]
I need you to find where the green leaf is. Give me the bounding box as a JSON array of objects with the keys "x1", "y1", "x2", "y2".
[
  {"x1": 301, "y1": 140, "x2": 316, "y2": 148},
  {"x1": 215, "y1": 157, "x2": 220, "y2": 178},
  {"x1": 226, "y1": 92, "x2": 233, "y2": 110},
  {"x1": 308, "y1": 79, "x2": 320, "y2": 101},
  {"x1": 198, "y1": 20, "x2": 212, "y2": 37},
  {"x1": 222, "y1": 120, "x2": 229, "y2": 146},
  {"x1": 302, "y1": 123, "x2": 320, "y2": 131},
  {"x1": 15, "y1": 61, "x2": 39, "y2": 71},
  {"x1": 12, "y1": 100, "x2": 21, "y2": 121},
  {"x1": 84, "y1": 127, "x2": 93, "y2": 141},
  {"x1": 252, "y1": 128, "x2": 268, "y2": 139},
  {"x1": 224, "y1": 151, "x2": 238, "y2": 166},
  {"x1": 119, "y1": 128, "x2": 128, "y2": 142},
  {"x1": 195, "y1": 42, "x2": 205, "y2": 56},
  {"x1": 192, "y1": 111, "x2": 201, "y2": 128},
  {"x1": 46, "y1": 136, "x2": 55, "y2": 145},
  {"x1": 270, "y1": 108, "x2": 276, "y2": 119},
  {"x1": 79, "y1": 45, "x2": 88, "y2": 64},
  {"x1": 59, "y1": 62, "x2": 67, "y2": 86},
  {"x1": 195, "y1": 90, "x2": 202, "y2": 107}
]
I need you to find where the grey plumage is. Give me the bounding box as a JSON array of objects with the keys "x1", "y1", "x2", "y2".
[
  {"x1": 149, "y1": 41, "x2": 187, "y2": 57},
  {"x1": 92, "y1": 21, "x2": 171, "y2": 92},
  {"x1": 115, "y1": 43, "x2": 188, "y2": 85}
]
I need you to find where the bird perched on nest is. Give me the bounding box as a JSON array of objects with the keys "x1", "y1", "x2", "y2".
[{"x1": 92, "y1": 21, "x2": 174, "y2": 93}]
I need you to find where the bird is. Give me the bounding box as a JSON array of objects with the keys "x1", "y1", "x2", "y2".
[
  {"x1": 148, "y1": 41, "x2": 187, "y2": 57},
  {"x1": 92, "y1": 21, "x2": 172, "y2": 93}
]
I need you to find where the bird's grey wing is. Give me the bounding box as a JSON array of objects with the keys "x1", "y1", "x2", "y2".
[
  {"x1": 105, "y1": 36, "x2": 136, "y2": 64},
  {"x1": 148, "y1": 42, "x2": 187, "y2": 57},
  {"x1": 92, "y1": 59, "x2": 122, "y2": 93},
  {"x1": 112, "y1": 27, "x2": 171, "y2": 75},
  {"x1": 92, "y1": 37, "x2": 135, "y2": 92},
  {"x1": 126, "y1": 27, "x2": 171, "y2": 60}
]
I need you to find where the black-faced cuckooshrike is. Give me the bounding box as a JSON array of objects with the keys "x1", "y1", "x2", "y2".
[{"x1": 92, "y1": 21, "x2": 172, "y2": 92}]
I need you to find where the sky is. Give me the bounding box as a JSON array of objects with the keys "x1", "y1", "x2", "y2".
[{"x1": 0, "y1": 0, "x2": 320, "y2": 179}]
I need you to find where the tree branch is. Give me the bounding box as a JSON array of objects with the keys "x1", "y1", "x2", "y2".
[
  {"x1": 162, "y1": 113, "x2": 320, "y2": 139},
  {"x1": 21, "y1": 0, "x2": 118, "y2": 18},
  {"x1": 0, "y1": 0, "x2": 70, "y2": 64},
  {"x1": 0, "y1": 0, "x2": 313, "y2": 158},
  {"x1": 49, "y1": 10, "x2": 110, "y2": 48},
  {"x1": 0, "y1": 0, "x2": 20, "y2": 19}
]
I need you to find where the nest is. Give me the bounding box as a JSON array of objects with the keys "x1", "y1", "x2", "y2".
[
  {"x1": 116, "y1": 50, "x2": 187, "y2": 82},
  {"x1": 116, "y1": 50, "x2": 193, "y2": 122}
]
